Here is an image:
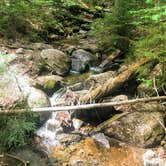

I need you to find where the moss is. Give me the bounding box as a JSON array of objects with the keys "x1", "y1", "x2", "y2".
[
  {"x1": 65, "y1": 72, "x2": 91, "y2": 85},
  {"x1": 44, "y1": 80, "x2": 56, "y2": 90}
]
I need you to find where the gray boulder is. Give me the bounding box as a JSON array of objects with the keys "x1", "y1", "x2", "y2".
[
  {"x1": 71, "y1": 49, "x2": 96, "y2": 73},
  {"x1": 99, "y1": 111, "x2": 164, "y2": 147},
  {"x1": 0, "y1": 70, "x2": 23, "y2": 109},
  {"x1": 40, "y1": 49, "x2": 71, "y2": 76},
  {"x1": 84, "y1": 71, "x2": 116, "y2": 89}
]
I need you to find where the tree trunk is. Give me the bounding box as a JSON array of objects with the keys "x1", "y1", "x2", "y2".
[
  {"x1": 80, "y1": 58, "x2": 150, "y2": 103},
  {"x1": 0, "y1": 96, "x2": 165, "y2": 114}
]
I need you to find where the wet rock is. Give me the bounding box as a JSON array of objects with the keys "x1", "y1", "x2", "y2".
[
  {"x1": 71, "y1": 49, "x2": 96, "y2": 73},
  {"x1": 90, "y1": 67, "x2": 103, "y2": 74},
  {"x1": 40, "y1": 49, "x2": 71, "y2": 76},
  {"x1": 99, "y1": 112, "x2": 165, "y2": 148},
  {"x1": 34, "y1": 75, "x2": 64, "y2": 95},
  {"x1": 84, "y1": 71, "x2": 116, "y2": 89}
]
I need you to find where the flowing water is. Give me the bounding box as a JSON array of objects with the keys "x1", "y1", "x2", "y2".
[
  {"x1": 36, "y1": 88, "x2": 68, "y2": 150},
  {"x1": 35, "y1": 73, "x2": 166, "y2": 166}
]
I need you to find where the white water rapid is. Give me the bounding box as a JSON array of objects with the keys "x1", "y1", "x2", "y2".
[{"x1": 36, "y1": 89, "x2": 68, "y2": 150}]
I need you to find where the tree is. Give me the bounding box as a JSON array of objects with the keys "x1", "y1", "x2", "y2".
[{"x1": 92, "y1": 0, "x2": 135, "y2": 53}]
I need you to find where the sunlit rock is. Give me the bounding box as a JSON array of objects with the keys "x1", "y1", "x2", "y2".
[
  {"x1": 40, "y1": 49, "x2": 71, "y2": 76},
  {"x1": 28, "y1": 88, "x2": 51, "y2": 124},
  {"x1": 98, "y1": 112, "x2": 165, "y2": 148},
  {"x1": 143, "y1": 150, "x2": 166, "y2": 166}
]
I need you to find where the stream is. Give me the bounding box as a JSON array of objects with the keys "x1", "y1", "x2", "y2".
[
  {"x1": 1, "y1": 39, "x2": 165, "y2": 166},
  {"x1": 30, "y1": 73, "x2": 166, "y2": 165}
]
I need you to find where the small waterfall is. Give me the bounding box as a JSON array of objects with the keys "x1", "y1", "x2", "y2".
[{"x1": 36, "y1": 88, "x2": 68, "y2": 150}]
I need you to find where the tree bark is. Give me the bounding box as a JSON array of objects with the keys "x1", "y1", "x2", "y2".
[
  {"x1": 0, "y1": 96, "x2": 165, "y2": 114},
  {"x1": 80, "y1": 58, "x2": 150, "y2": 103}
]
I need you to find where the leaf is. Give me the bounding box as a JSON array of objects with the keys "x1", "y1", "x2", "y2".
[
  {"x1": 145, "y1": 0, "x2": 153, "y2": 5},
  {"x1": 151, "y1": 14, "x2": 160, "y2": 21}
]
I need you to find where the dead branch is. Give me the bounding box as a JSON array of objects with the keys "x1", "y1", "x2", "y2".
[
  {"x1": 0, "y1": 96, "x2": 165, "y2": 114},
  {"x1": 80, "y1": 58, "x2": 150, "y2": 103}
]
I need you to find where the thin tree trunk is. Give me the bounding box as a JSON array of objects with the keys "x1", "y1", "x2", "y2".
[{"x1": 0, "y1": 96, "x2": 165, "y2": 114}]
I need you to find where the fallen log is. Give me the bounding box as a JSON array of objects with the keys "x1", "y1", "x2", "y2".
[
  {"x1": 80, "y1": 58, "x2": 150, "y2": 103},
  {"x1": 0, "y1": 96, "x2": 165, "y2": 114}
]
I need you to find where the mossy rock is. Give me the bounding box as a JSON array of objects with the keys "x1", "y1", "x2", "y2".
[{"x1": 35, "y1": 75, "x2": 64, "y2": 95}]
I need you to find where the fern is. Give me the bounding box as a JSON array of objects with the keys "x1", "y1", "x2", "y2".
[{"x1": 0, "y1": 112, "x2": 38, "y2": 150}]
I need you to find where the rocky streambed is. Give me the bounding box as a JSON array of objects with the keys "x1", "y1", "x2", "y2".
[{"x1": 0, "y1": 36, "x2": 166, "y2": 166}]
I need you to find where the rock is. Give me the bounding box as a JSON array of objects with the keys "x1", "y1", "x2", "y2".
[
  {"x1": 92, "y1": 133, "x2": 110, "y2": 149},
  {"x1": 143, "y1": 150, "x2": 166, "y2": 166},
  {"x1": 69, "y1": 82, "x2": 84, "y2": 91},
  {"x1": 110, "y1": 95, "x2": 131, "y2": 112},
  {"x1": 40, "y1": 49, "x2": 71, "y2": 76},
  {"x1": 69, "y1": 158, "x2": 84, "y2": 166},
  {"x1": 98, "y1": 112, "x2": 165, "y2": 148},
  {"x1": 34, "y1": 75, "x2": 64, "y2": 95},
  {"x1": 27, "y1": 88, "x2": 50, "y2": 108},
  {"x1": 0, "y1": 70, "x2": 23, "y2": 109},
  {"x1": 90, "y1": 67, "x2": 103, "y2": 74},
  {"x1": 16, "y1": 48, "x2": 25, "y2": 54},
  {"x1": 72, "y1": 118, "x2": 84, "y2": 130},
  {"x1": 71, "y1": 49, "x2": 96, "y2": 73},
  {"x1": 79, "y1": 38, "x2": 99, "y2": 53},
  {"x1": 28, "y1": 43, "x2": 53, "y2": 50},
  {"x1": 56, "y1": 133, "x2": 82, "y2": 145},
  {"x1": 84, "y1": 71, "x2": 116, "y2": 89},
  {"x1": 27, "y1": 88, "x2": 51, "y2": 124}
]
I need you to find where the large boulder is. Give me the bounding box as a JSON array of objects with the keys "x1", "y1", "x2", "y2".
[
  {"x1": 0, "y1": 51, "x2": 29, "y2": 109},
  {"x1": 40, "y1": 49, "x2": 71, "y2": 76},
  {"x1": 28, "y1": 88, "x2": 51, "y2": 124},
  {"x1": 0, "y1": 70, "x2": 23, "y2": 109},
  {"x1": 97, "y1": 112, "x2": 165, "y2": 148},
  {"x1": 71, "y1": 49, "x2": 97, "y2": 73},
  {"x1": 84, "y1": 71, "x2": 116, "y2": 89},
  {"x1": 27, "y1": 88, "x2": 50, "y2": 108}
]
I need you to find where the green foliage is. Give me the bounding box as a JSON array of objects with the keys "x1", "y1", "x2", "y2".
[
  {"x1": 0, "y1": 0, "x2": 56, "y2": 40},
  {"x1": 0, "y1": 112, "x2": 38, "y2": 150},
  {"x1": 137, "y1": 78, "x2": 153, "y2": 87},
  {"x1": 130, "y1": 5, "x2": 166, "y2": 25},
  {"x1": 92, "y1": 0, "x2": 135, "y2": 53}
]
